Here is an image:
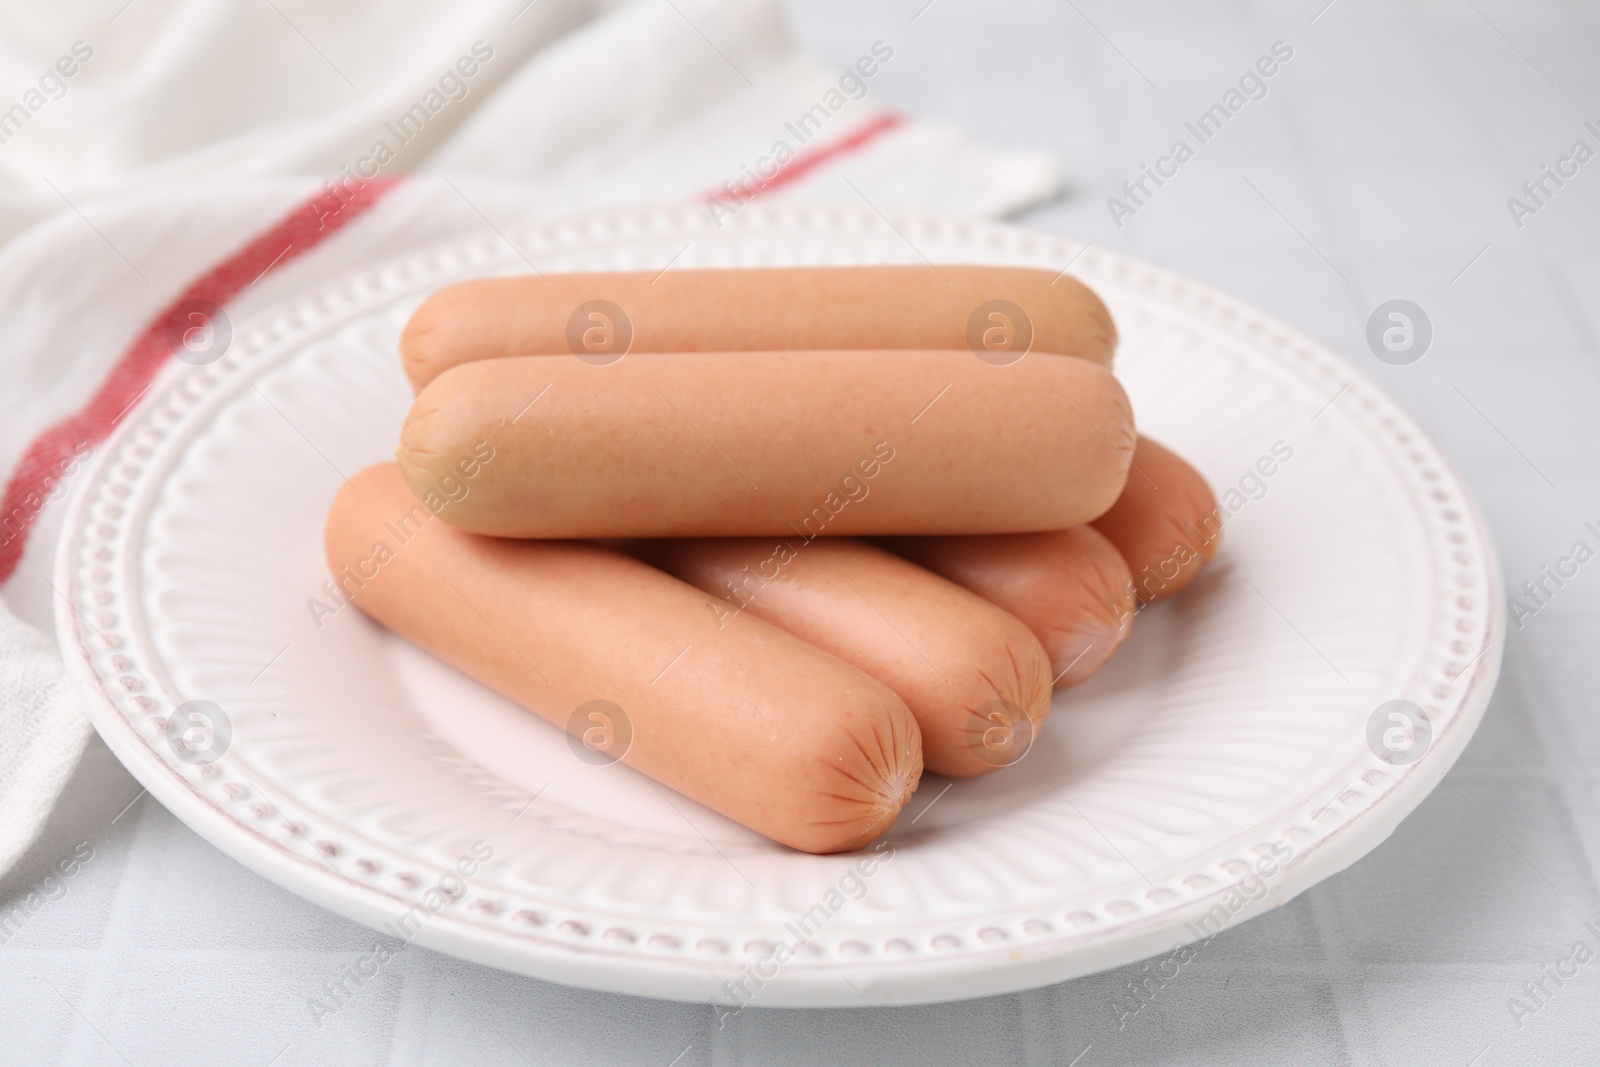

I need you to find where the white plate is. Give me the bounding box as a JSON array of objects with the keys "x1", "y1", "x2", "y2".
[{"x1": 55, "y1": 203, "x2": 1503, "y2": 1008}]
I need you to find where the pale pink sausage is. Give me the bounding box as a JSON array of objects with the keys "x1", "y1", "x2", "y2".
[
  {"x1": 326, "y1": 463, "x2": 923, "y2": 854},
  {"x1": 881, "y1": 526, "x2": 1136, "y2": 688},
  {"x1": 1092, "y1": 437, "x2": 1222, "y2": 603},
  {"x1": 400, "y1": 266, "x2": 1117, "y2": 391},
  {"x1": 397, "y1": 350, "x2": 1135, "y2": 539},
  {"x1": 640, "y1": 537, "x2": 1053, "y2": 776}
]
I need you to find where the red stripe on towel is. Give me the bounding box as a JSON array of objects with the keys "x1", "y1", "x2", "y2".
[
  {"x1": 0, "y1": 176, "x2": 403, "y2": 583},
  {"x1": 700, "y1": 111, "x2": 906, "y2": 205}
]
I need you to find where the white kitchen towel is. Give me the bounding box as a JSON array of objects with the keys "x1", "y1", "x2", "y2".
[{"x1": 0, "y1": 0, "x2": 1063, "y2": 879}]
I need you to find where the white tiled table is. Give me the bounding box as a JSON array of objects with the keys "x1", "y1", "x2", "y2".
[{"x1": 6, "y1": 1, "x2": 1599, "y2": 1063}]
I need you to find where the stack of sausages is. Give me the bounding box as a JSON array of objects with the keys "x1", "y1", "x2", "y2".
[{"x1": 325, "y1": 267, "x2": 1219, "y2": 853}]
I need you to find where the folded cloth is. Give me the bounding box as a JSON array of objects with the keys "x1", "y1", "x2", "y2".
[
  {"x1": 0, "y1": 0, "x2": 1063, "y2": 879},
  {"x1": 0, "y1": 597, "x2": 90, "y2": 877}
]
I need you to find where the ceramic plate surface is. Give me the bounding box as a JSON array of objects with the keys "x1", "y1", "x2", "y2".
[{"x1": 55, "y1": 203, "x2": 1503, "y2": 1007}]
